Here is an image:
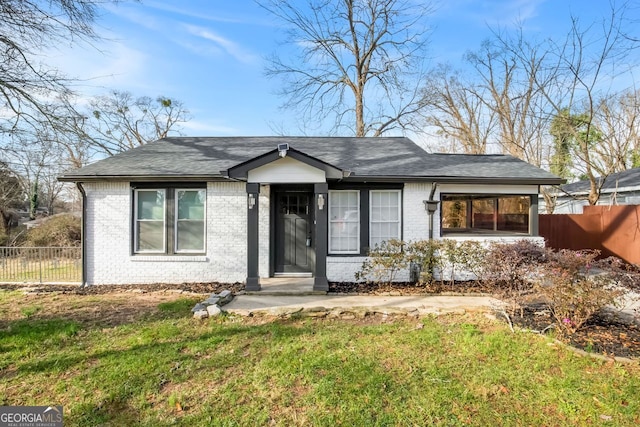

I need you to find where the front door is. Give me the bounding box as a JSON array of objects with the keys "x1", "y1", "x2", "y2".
[{"x1": 275, "y1": 192, "x2": 313, "y2": 273}]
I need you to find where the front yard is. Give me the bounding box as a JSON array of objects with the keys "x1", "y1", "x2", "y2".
[{"x1": 1, "y1": 289, "x2": 639, "y2": 426}]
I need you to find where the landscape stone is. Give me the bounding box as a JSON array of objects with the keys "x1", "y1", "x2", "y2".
[
  {"x1": 207, "y1": 304, "x2": 222, "y2": 317},
  {"x1": 193, "y1": 309, "x2": 209, "y2": 319},
  {"x1": 204, "y1": 297, "x2": 220, "y2": 306},
  {"x1": 218, "y1": 290, "x2": 234, "y2": 305},
  {"x1": 191, "y1": 303, "x2": 206, "y2": 313}
]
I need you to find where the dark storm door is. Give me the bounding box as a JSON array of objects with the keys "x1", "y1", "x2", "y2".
[{"x1": 275, "y1": 192, "x2": 313, "y2": 273}]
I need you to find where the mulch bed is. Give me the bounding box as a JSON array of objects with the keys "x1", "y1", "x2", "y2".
[
  {"x1": 504, "y1": 305, "x2": 640, "y2": 360},
  {"x1": 0, "y1": 282, "x2": 244, "y2": 295},
  {"x1": 2, "y1": 281, "x2": 639, "y2": 359}
]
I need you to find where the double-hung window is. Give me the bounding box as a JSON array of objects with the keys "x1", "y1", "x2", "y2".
[
  {"x1": 134, "y1": 186, "x2": 206, "y2": 254},
  {"x1": 135, "y1": 189, "x2": 166, "y2": 252},
  {"x1": 370, "y1": 190, "x2": 401, "y2": 248},
  {"x1": 328, "y1": 188, "x2": 402, "y2": 254},
  {"x1": 329, "y1": 190, "x2": 360, "y2": 254}
]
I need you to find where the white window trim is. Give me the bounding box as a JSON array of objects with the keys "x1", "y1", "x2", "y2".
[
  {"x1": 369, "y1": 189, "x2": 402, "y2": 249},
  {"x1": 328, "y1": 190, "x2": 360, "y2": 255},
  {"x1": 134, "y1": 188, "x2": 166, "y2": 254},
  {"x1": 174, "y1": 188, "x2": 207, "y2": 253}
]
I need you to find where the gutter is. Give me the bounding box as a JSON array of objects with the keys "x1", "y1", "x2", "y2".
[{"x1": 76, "y1": 182, "x2": 87, "y2": 287}]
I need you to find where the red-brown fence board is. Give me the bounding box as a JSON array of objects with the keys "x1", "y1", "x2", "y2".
[{"x1": 539, "y1": 205, "x2": 640, "y2": 264}]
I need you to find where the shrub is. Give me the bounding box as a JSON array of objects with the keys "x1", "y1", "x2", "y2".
[
  {"x1": 356, "y1": 239, "x2": 407, "y2": 284},
  {"x1": 480, "y1": 240, "x2": 547, "y2": 316},
  {"x1": 404, "y1": 239, "x2": 441, "y2": 283},
  {"x1": 23, "y1": 214, "x2": 81, "y2": 247},
  {"x1": 431, "y1": 239, "x2": 487, "y2": 285},
  {"x1": 534, "y1": 249, "x2": 626, "y2": 336}
]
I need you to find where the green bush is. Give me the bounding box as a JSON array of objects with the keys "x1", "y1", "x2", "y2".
[
  {"x1": 356, "y1": 239, "x2": 407, "y2": 284},
  {"x1": 23, "y1": 214, "x2": 81, "y2": 247}
]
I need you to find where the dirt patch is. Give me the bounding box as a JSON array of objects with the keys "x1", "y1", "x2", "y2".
[
  {"x1": 0, "y1": 291, "x2": 202, "y2": 328},
  {"x1": 329, "y1": 281, "x2": 494, "y2": 295}
]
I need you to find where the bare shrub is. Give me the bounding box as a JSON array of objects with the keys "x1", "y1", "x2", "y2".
[
  {"x1": 535, "y1": 250, "x2": 626, "y2": 336},
  {"x1": 356, "y1": 239, "x2": 407, "y2": 284},
  {"x1": 480, "y1": 240, "x2": 547, "y2": 315},
  {"x1": 23, "y1": 214, "x2": 81, "y2": 247},
  {"x1": 404, "y1": 239, "x2": 441, "y2": 284}
]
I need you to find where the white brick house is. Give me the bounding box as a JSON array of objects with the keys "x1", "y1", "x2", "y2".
[{"x1": 59, "y1": 137, "x2": 563, "y2": 290}]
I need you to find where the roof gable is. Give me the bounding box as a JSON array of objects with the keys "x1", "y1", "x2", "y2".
[{"x1": 225, "y1": 146, "x2": 345, "y2": 180}]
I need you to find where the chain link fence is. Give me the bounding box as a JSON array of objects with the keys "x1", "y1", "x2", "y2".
[{"x1": 0, "y1": 247, "x2": 81, "y2": 284}]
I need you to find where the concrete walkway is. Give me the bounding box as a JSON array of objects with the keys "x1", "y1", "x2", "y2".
[{"x1": 223, "y1": 294, "x2": 501, "y2": 317}]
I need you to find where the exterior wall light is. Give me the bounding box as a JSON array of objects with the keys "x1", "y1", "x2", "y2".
[
  {"x1": 318, "y1": 194, "x2": 325, "y2": 210},
  {"x1": 248, "y1": 193, "x2": 256, "y2": 209}
]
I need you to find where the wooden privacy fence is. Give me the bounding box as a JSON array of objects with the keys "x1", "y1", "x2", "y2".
[
  {"x1": 539, "y1": 205, "x2": 640, "y2": 265},
  {"x1": 0, "y1": 247, "x2": 81, "y2": 284}
]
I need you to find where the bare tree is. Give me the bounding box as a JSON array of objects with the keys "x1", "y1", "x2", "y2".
[
  {"x1": 0, "y1": 162, "x2": 24, "y2": 235},
  {"x1": 592, "y1": 89, "x2": 640, "y2": 172},
  {"x1": 262, "y1": 0, "x2": 434, "y2": 137},
  {"x1": 422, "y1": 65, "x2": 495, "y2": 154},
  {"x1": 0, "y1": 0, "x2": 117, "y2": 131},
  {"x1": 3, "y1": 127, "x2": 69, "y2": 217},
  {"x1": 464, "y1": 35, "x2": 552, "y2": 166},
  {"x1": 62, "y1": 91, "x2": 190, "y2": 158}
]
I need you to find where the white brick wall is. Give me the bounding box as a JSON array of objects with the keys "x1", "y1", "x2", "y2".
[
  {"x1": 84, "y1": 181, "x2": 248, "y2": 285},
  {"x1": 83, "y1": 180, "x2": 543, "y2": 285},
  {"x1": 325, "y1": 182, "x2": 544, "y2": 283},
  {"x1": 326, "y1": 183, "x2": 433, "y2": 282}
]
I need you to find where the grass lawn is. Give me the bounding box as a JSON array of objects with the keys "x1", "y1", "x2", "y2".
[{"x1": 0, "y1": 290, "x2": 639, "y2": 426}]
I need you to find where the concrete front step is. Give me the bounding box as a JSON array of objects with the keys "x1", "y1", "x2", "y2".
[{"x1": 244, "y1": 290, "x2": 328, "y2": 296}]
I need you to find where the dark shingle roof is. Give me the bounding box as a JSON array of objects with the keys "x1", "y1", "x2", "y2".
[
  {"x1": 561, "y1": 168, "x2": 640, "y2": 194},
  {"x1": 59, "y1": 136, "x2": 563, "y2": 184}
]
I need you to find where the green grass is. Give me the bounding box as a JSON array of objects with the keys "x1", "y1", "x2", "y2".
[{"x1": 0, "y1": 291, "x2": 639, "y2": 426}]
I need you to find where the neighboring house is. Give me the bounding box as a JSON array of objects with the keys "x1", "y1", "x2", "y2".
[
  {"x1": 541, "y1": 167, "x2": 640, "y2": 214},
  {"x1": 58, "y1": 137, "x2": 563, "y2": 290}
]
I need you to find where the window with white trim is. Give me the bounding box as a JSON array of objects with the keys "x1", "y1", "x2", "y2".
[
  {"x1": 133, "y1": 187, "x2": 206, "y2": 254},
  {"x1": 329, "y1": 190, "x2": 360, "y2": 254},
  {"x1": 370, "y1": 190, "x2": 401, "y2": 248}
]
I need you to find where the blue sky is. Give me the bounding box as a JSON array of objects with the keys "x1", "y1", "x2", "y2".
[{"x1": 49, "y1": 0, "x2": 639, "y2": 137}]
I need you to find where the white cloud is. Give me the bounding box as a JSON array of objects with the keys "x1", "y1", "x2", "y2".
[
  {"x1": 47, "y1": 42, "x2": 151, "y2": 94},
  {"x1": 184, "y1": 24, "x2": 258, "y2": 64}
]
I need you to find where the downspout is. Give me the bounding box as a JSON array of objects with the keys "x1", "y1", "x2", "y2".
[
  {"x1": 420, "y1": 182, "x2": 440, "y2": 283},
  {"x1": 76, "y1": 182, "x2": 87, "y2": 287},
  {"x1": 423, "y1": 182, "x2": 439, "y2": 240}
]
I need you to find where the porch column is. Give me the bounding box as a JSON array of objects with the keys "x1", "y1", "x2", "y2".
[
  {"x1": 246, "y1": 183, "x2": 260, "y2": 291},
  {"x1": 314, "y1": 183, "x2": 329, "y2": 291}
]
